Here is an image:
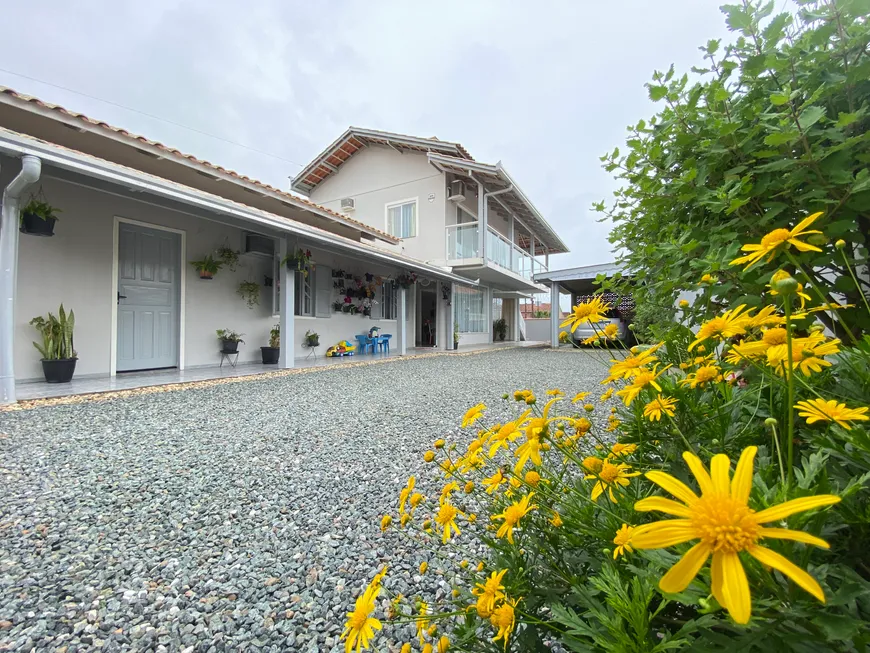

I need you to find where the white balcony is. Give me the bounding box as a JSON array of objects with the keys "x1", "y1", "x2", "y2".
[{"x1": 444, "y1": 223, "x2": 547, "y2": 292}]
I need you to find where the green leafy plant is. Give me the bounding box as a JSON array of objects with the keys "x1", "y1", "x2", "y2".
[
  {"x1": 453, "y1": 320, "x2": 460, "y2": 344},
  {"x1": 215, "y1": 329, "x2": 244, "y2": 344},
  {"x1": 268, "y1": 324, "x2": 280, "y2": 349},
  {"x1": 190, "y1": 255, "x2": 223, "y2": 279},
  {"x1": 493, "y1": 317, "x2": 507, "y2": 340},
  {"x1": 21, "y1": 197, "x2": 62, "y2": 223},
  {"x1": 30, "y1": 305, "x2": 76, "y2": 360},
  {"x1": 599, "y1": 0, "x2": 870, "y2": 340},
  {"x1": 305, "y1": 330, "x2": 320, "y2": 346},
  {"x1": 216, "y1": 245, "x2": 240, "y2": 272},
  {"x1": 236, "y1": 280, "x2": 260, "y2": 309},
  {"x1": 282, "y1": 248, "x2": 312, "y2": 276}
]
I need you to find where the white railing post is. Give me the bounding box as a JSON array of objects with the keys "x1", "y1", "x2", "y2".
[
  {"x1": 396, "y1": 285, "x2": 407, "y2": 355},
  {"x1": 549, "y1": 281, "x2": 560, "y2": 348}
]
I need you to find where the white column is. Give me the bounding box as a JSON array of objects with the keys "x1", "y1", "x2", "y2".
[
  {"x1": 278, "y1": 237, "x2": 295, "y2": 368},
  {"x1": 448, "y1": 285, "x2": 455, "y2": 351},
  {"x1": 487, "y1": 286, "x2": 493, "y2": 344},
  {"x1": 514, "y1": 298, "x2": 522, "y2": 341},
  {"x1": 477, "y1": 182, "x2": 486, "y2": 261},
  {"x1": 549, "y1": 281, "x2": 560, "y2": 348},
  {"x1": 508, "y1": 215, "x2": 514, "y2": 271},
  {"x1": 396, "y1": 286, "x2": 407, "y2": 355},
  {"x1": 1, "y1": 155, "x2": 42, "y2": 405}
]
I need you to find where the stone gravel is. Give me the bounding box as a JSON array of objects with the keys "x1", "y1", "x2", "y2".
[{"x1": 0, "y1": 347, "x2": 605, "y2": 652}]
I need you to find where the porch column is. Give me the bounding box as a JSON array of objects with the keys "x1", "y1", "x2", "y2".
[
  {"x1": 549, "y1": 281, "x2": 560, "y2": 348},
  {"x1": 487, "y1": 286, "x2": 493, "y2": 344},
  {"x1": 1, "y1": 155, "x2": 42, "y2": 405},
  {"x1": 514, "y1": 298, "x2": 521, "y2": 341},
  {"x1": 278, "y1": 236, "x2": 295, "y2": 369},
  {"x1": 477, "y1": 180, "x2": 487, "y2": 261},
  {"x1": 448, "y1": 285, "x2": 455, "y2": 351},
  {"x1": 396, "y1": 285, "x2": 407, "y2": 355}
]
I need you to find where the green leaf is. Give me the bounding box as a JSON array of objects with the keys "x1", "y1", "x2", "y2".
[
  {"x1": 648, "y1": 85, "x2": 668, "y2": 101},
  {"x1": 813, "y1": 613, "x2": 861, "y2": 641},
  {"x1": 722, "y1": 4, "x2": 753, "y2": 30},
  {"x1": 770, "y1": 93, "x2": 789, "y2": 106},
  {"x1": 764, "y1": 131, "x2": 799, "y2": 146},
  {"x1": 798, "y1": 105, "x2": 826, "y2": 129},
  {"x1": 836, "y1": 111, "x2": 861, "y2": 128},
  {"x1": 756, "y1": 158, "x2": 797, "y2": 171}
]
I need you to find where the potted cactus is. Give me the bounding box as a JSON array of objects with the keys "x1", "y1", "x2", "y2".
[
  {"x1": 261, "y1": 324, "x2": 280, "y2": 364},
  {"x1": 30, "y1": 305, "x2": 77, "y2": 383}
]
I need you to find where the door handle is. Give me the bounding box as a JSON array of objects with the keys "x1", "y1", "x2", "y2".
[{"x1": 117, "y1": 292, "x2": 127, "y2": 303}]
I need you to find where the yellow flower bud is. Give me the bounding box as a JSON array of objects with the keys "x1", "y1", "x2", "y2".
[
  {"x1": 434, "y1": 438, "x2": 446, "y2": 449},
  {"x1": 424, "y1": 451, "x2": 436, "y2": 463},
  {"x1": 400, "y1": 513, "x2": 410, "y2": 527},
  {"x1": 464, "y1": 481, "x2": 474, "y2": 493},
  {"x1": 437, "y1": 635, "x2": 450, "y2": 652},
  {"x1": 525, "y1": 470, "x2": 541, "y2": 486},
  {"x1": 584, "y1": 403, "x2": 595, "y2": 412},
  {"x1": 401, "y1": 645, "x2": 412, "y2": 653},
  {"x1": 419, "y1": 561, "x2": 428, "y2": 574},
  {"x1": 468, "y1": 513, "x2": 477, "y2": 523},
  {"x1": 460, "y1": 560, "x2": 468, "y2": 568},
  {"x1": 477, "y1": 561, "x2": 485, "y2": 572},
  {"x1": 679, "y1": 299, "x2": 689, "y2": 308},
  {"x1": 380, "y1": 515, "x2": 392, "y2": 531},
  {"x1": 835, "y1": 239, "x2": 846, "y2": 249}
]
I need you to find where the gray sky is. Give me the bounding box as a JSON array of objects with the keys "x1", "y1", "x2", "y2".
[{"x1": 0, "y1": 1, "x2": 732, "y2": 270}]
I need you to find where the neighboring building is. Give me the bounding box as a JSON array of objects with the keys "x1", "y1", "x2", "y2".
[
  {"x1": 291, "y1": 128, "x2": 568, "y2": 347},
  {"x1": 0, "y1": 90, "x2": 569, "y2": 404}
]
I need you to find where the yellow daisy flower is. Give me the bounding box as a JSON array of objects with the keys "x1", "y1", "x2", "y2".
[
  {"x1": 613, "y1": 523, "x2": 635, "y2": 559},
  {"x1": 600, "y1": 388, "x2": 614, "y2": 402},
  {"x1": 560, "y1": 296, "x2": 612, "y2": 332},
  {"x1": 472, "y1": 569, "x2": 507, "y2": 617},
  {"x1": 415, "y1": 602, "x2": 429, "y2": 646},
  {"x1": 572, "y1": 391, "x2": 591, "y2": 403},
  {"x1": 680, "y1": 364, "x2": 722, "y2": 389},
  {"x1": 462, "y1": 403, "x2": 486, "y2": 428},
  {"x1": 434, "y1": 501, "x2": 462, "y2": 543},
  {"x1": 609, "y1": 442, "x2": 638, "y2": 457},
  {"x1": 795, "y1": 398, "x2": 869, "y2": 430},
  {"x1": 492, "y1": 493, "x2": 537, "y2": 543},
  {"x1": 643, "y1": 395, "x2": 678, "y2": 421},
  {"x1": 587, "y1": 460, "x2": 640, "y2": 502},
  {"x1": 632, "y1": 446, "x2": 840, "y2": 624},
  {"x1": 341, "y1": 577, "x2": 383, "y2": 653},
  {"x1": 616, "y1": 364, "x2": 669, "y2": 406},
  {"x1": 766, "y1": 333, "x2": 841, "y2": 377},
  {"x1": 490, "y1": 597, "x2": 519, "y2": 650},
  {"x1": 605, "y1": 343, "x2": 663, "y2": 381},
  {"x1": 482, "y1": 469, "x2": 507, "y2": 494},
  {"x1": 730, "y1": 212, "x2": 824, "y2": 271},
  {"x1": 688, "y1": 305, "x2": 753, "y2": 351}
]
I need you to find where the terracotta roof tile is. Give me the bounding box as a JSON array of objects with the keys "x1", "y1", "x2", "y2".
[{"x1": 0, "y1": 86, "x2": 399, "y2": 243}]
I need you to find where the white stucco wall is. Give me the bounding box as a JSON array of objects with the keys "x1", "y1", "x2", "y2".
[
  {"x1": 7, "y1": 168, "x2": 415, "y2": 381},
  {"x1": 308, "y1": 146, "x2": 447, "y2": 264}
]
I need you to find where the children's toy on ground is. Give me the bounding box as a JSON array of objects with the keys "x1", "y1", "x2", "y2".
[
  {"x1": 326, "y1": 340, "x2": 356, "y2": 357},
  {"x1": 368, "y1": 326, "x2": 380, "y2": 338}
]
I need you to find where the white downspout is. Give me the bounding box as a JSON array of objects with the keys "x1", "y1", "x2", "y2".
[{"x1": 1, "y1": 155, "x2": 42, "y2": 405}]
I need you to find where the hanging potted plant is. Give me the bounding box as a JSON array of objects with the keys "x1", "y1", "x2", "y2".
[
  {"x1": 216, "y1": 329, "x2": 244, "y2": 353},
  {"x1": 305, "y1": 330, "x2": 320, "y2": 347},
  {"x1": 281, "y1": 248, "x2": 312, "y2": 273},
  {"x1": 30, "y1": 305, "x2": 77, "y2": 383},
  {"x1": 237, "y1": 281, "x2": 261, "y2": 309},
  {"x1": 332, "y1": 300, "x2": 344, "y2": 312},
  {"x1": 216, "y1": 245, "x2": 240, "y2": 271},
  {"x1": 453, "y1": 321, "x2": 460, "y2": 351},
  {"x1": 261, "y1": 324, "x2": 280, "y2": 364},
  {"x1": 395, "y1": 271, "x2": 418, "y2": 289},
  {"x1": 20, "y1": 190, "x2": 62, "y2": 237},
  {"x1": 190, "y1": 255, "x2": 223, "y2": 280}
]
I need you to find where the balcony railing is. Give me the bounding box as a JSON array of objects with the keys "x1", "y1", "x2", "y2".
[
  {"x1": 446, "y1": 222, "x2": 479, "y2": 260},
  {"x1": 446, "y1": 223, "x2": 547, "y2": 281}
]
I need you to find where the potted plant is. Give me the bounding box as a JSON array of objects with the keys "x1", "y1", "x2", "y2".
[
  {"x1": 395, "y1": 272, "x2": 418, "y2": 289},
  {"x1": 216, "y1": 329, "x2": 244, "y2": 353},
  {"x1": 493, "y1": 318, "x2": 507, "y2": 341},
  {"x1": 237, "y1": 281, "x2": 260, "y2": 309},
  {"x1": 305, "y1": 330, "x2": 320, "y2": 347},
  {"x1": 20, "y1": 195, "x2": 62, "y2": 237},
  {"x1": 281, "y1": 248, "x2": 312, "y2": 273},
  {"x1": 332, "y1": 300, "x2": 344, "y2": 312},
  {"x1": 261, "y1": 324, "x2": 280, "y2": 364},
  {"x1": 191, "y1": 255, "x2": 223, "y2": 279},
  {"x1": 453, "y1": 321, "x2": 460, "y2": 350},
  {"x1": 30, "y1": 305, "x2": 77, "y2": 383},
  {"x1": 216, "y1": 245, "x2": 240, "y2": 271}
]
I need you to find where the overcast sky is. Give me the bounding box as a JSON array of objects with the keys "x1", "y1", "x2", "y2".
[{"x1": 0, "y1": 1, "x2": 733, "y2": 270}]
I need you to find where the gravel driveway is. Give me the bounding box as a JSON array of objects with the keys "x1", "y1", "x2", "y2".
[{"x1": 0, "y1": 348, "x2": 604, "y2": 652}]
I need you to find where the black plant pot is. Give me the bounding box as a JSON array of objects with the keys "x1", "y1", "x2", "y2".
[
  {"x1": 261, "y1": 346, "x2": 280, "y2": 364},
  {"x1": 222, "y1": 340, "x2": 239, "y2": 353},
  {"x1": 20, "y1": 213, "x2": 57, "y2": 237},
  {"x1": 454, "y1": 342, "x2": 459, "y2": 350},
  {"x1": 498, "y1": 334, "x2": 506, "y2": 341},
  {"x1": 41, "y1": 358, "x2": 77, "y2": 383}
]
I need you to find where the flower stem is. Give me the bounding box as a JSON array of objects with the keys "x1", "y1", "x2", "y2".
[
  {"x1": 783, "y1": 299, "x2": 795, "y2": 486},
  {"x1": 838, "y1": 247, "x2": 870, "y2": 317}
]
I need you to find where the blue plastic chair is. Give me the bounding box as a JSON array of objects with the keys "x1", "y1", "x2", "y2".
[
  {"x1": 381, "y1": 334, "x2": 392, "y2": 353},
  {"x1": 355, "y1": 334, "x2": 372, "y2": 354}
]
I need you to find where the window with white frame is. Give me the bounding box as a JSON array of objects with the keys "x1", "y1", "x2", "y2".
[
  {"x1": 455, "y1": 286, "x2": 487, "y2": 333},
  {"x1": 381, "y1": 282, "x2": 398, "y2": 320},
  {"x1": 386, "y1": 199, "x2": 417, "y2": 239},
  {"x1": 271, "y1": 258, "x2": 314, "y2": 316}
]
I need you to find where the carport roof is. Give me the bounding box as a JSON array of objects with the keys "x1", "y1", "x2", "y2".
[{"x1": 534, "y1": 262, "x2": 627, "y2": 295}]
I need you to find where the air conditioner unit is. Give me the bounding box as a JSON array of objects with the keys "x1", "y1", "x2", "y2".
[
  {"x1": 448, "y1": 180, "x2": 466, "y2": 202},
  {"x1": 243, "y1": 232, "x2": 275, "y2": 258},
  {"x1": 340, "y1": 197, "x2": 355, "y2": 212}
]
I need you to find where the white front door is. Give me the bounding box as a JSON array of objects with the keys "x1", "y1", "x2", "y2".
[{"x1": 116, "y1": 223, "x2": 180, "y2": 371}]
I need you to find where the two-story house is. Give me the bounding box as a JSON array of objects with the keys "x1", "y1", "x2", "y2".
[{"x1": 290, "y1": 128, "x2": 568, "y2": 349}]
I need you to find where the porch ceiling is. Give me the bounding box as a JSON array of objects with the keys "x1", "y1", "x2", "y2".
[{"x1": 0, "y1": 127, "x2": 476, "y2": 287}]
